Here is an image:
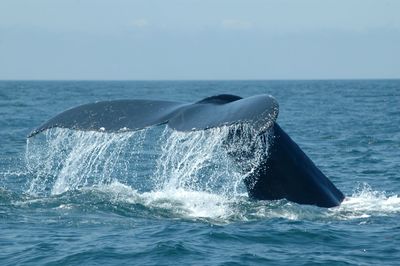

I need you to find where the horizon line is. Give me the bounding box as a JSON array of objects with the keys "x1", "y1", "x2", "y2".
[{"x1": 1, "y1": 78, "x2": 400, "y2": 82}]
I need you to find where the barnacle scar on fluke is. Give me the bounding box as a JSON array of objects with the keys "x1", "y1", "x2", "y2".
[{"x1": 28, "y1": 94, "x2": 345, "y2": 207}]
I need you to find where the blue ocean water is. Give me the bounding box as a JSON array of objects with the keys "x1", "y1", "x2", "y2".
[{"x1": 0, "y1": 80, "x2": 399, "y2": 265}]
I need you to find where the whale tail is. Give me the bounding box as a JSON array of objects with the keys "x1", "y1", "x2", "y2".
[{"x1": 27, "y1": 94, "x2": 344, "y2": 207}]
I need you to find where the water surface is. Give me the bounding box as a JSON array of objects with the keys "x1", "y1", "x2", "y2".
[{"x1": 1, "y1": 80, "x2": 399, "y2": 265}]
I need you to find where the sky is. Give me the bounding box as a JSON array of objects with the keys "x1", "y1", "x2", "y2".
[{"x1": 0, "y1": 0, "x2": 399, "y2": 80}]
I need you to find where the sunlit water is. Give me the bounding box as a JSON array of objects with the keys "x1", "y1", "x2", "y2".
[{"x1": 1, "y1": 80, "x2": 399, "y2": 265}]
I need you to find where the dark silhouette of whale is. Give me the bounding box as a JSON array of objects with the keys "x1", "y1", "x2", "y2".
[{"x1": 28, "y1": 94, "x2": 344, "y2": 207}]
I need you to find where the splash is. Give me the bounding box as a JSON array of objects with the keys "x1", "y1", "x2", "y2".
[
  {"x1": 25, "y1": 128, "x2": 152, "y2": 195},
  {"x1": 330, "y1": 183, "x2": 400, "y2": 220},
  {"x1": 103, "y1": 181, "x2": 235, "y2": 220},
  {"x1": 25, "y1": 126, "x2": 399, "y2": 222},
  {"x1": 153, "y1": 124, "x2": 267, "y2": 197},
  {"x1": 25, "y1": 124, "x2": 268, "y2": 219}
]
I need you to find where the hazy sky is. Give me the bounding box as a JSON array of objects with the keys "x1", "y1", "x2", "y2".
[{"x1": 1, "y1": 0, "x2": 399, "y2": 80}]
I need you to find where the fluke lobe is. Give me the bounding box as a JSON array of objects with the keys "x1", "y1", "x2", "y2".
[{"x1": 28, "y1": 94, "x2": 345, "y2": 207}]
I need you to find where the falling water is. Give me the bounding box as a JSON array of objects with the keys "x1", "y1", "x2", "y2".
[
  {"x1": 153, "y1": 124, "x2": 268, "y2": 197},
  {"x1": 25, "y1": 128, "x2": 152, "y2": 195},
  {"x1": 25, "y1": 124, "x2": 268, "y2": 198}
]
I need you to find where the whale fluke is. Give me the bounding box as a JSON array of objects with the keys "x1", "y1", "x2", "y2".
[
  {"x1": 28, "y1": 94, "x2": 344, "y2": 207},
  {"x1": 28, "y1": 94, "x2": 278, "y2": 137}
]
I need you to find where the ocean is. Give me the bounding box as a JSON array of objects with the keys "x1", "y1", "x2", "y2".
[{"x1": 1, "y1": 80, "x2": 399, "y2": 265}]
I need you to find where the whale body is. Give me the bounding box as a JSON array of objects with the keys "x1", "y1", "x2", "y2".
[{"x1": 28, "y1": 94, "x2": 344, "y2": 208}]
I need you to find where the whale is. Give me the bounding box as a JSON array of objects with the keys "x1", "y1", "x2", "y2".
[{"x1": 28, "y1": 94, "x2": 344, "y2": 208}]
